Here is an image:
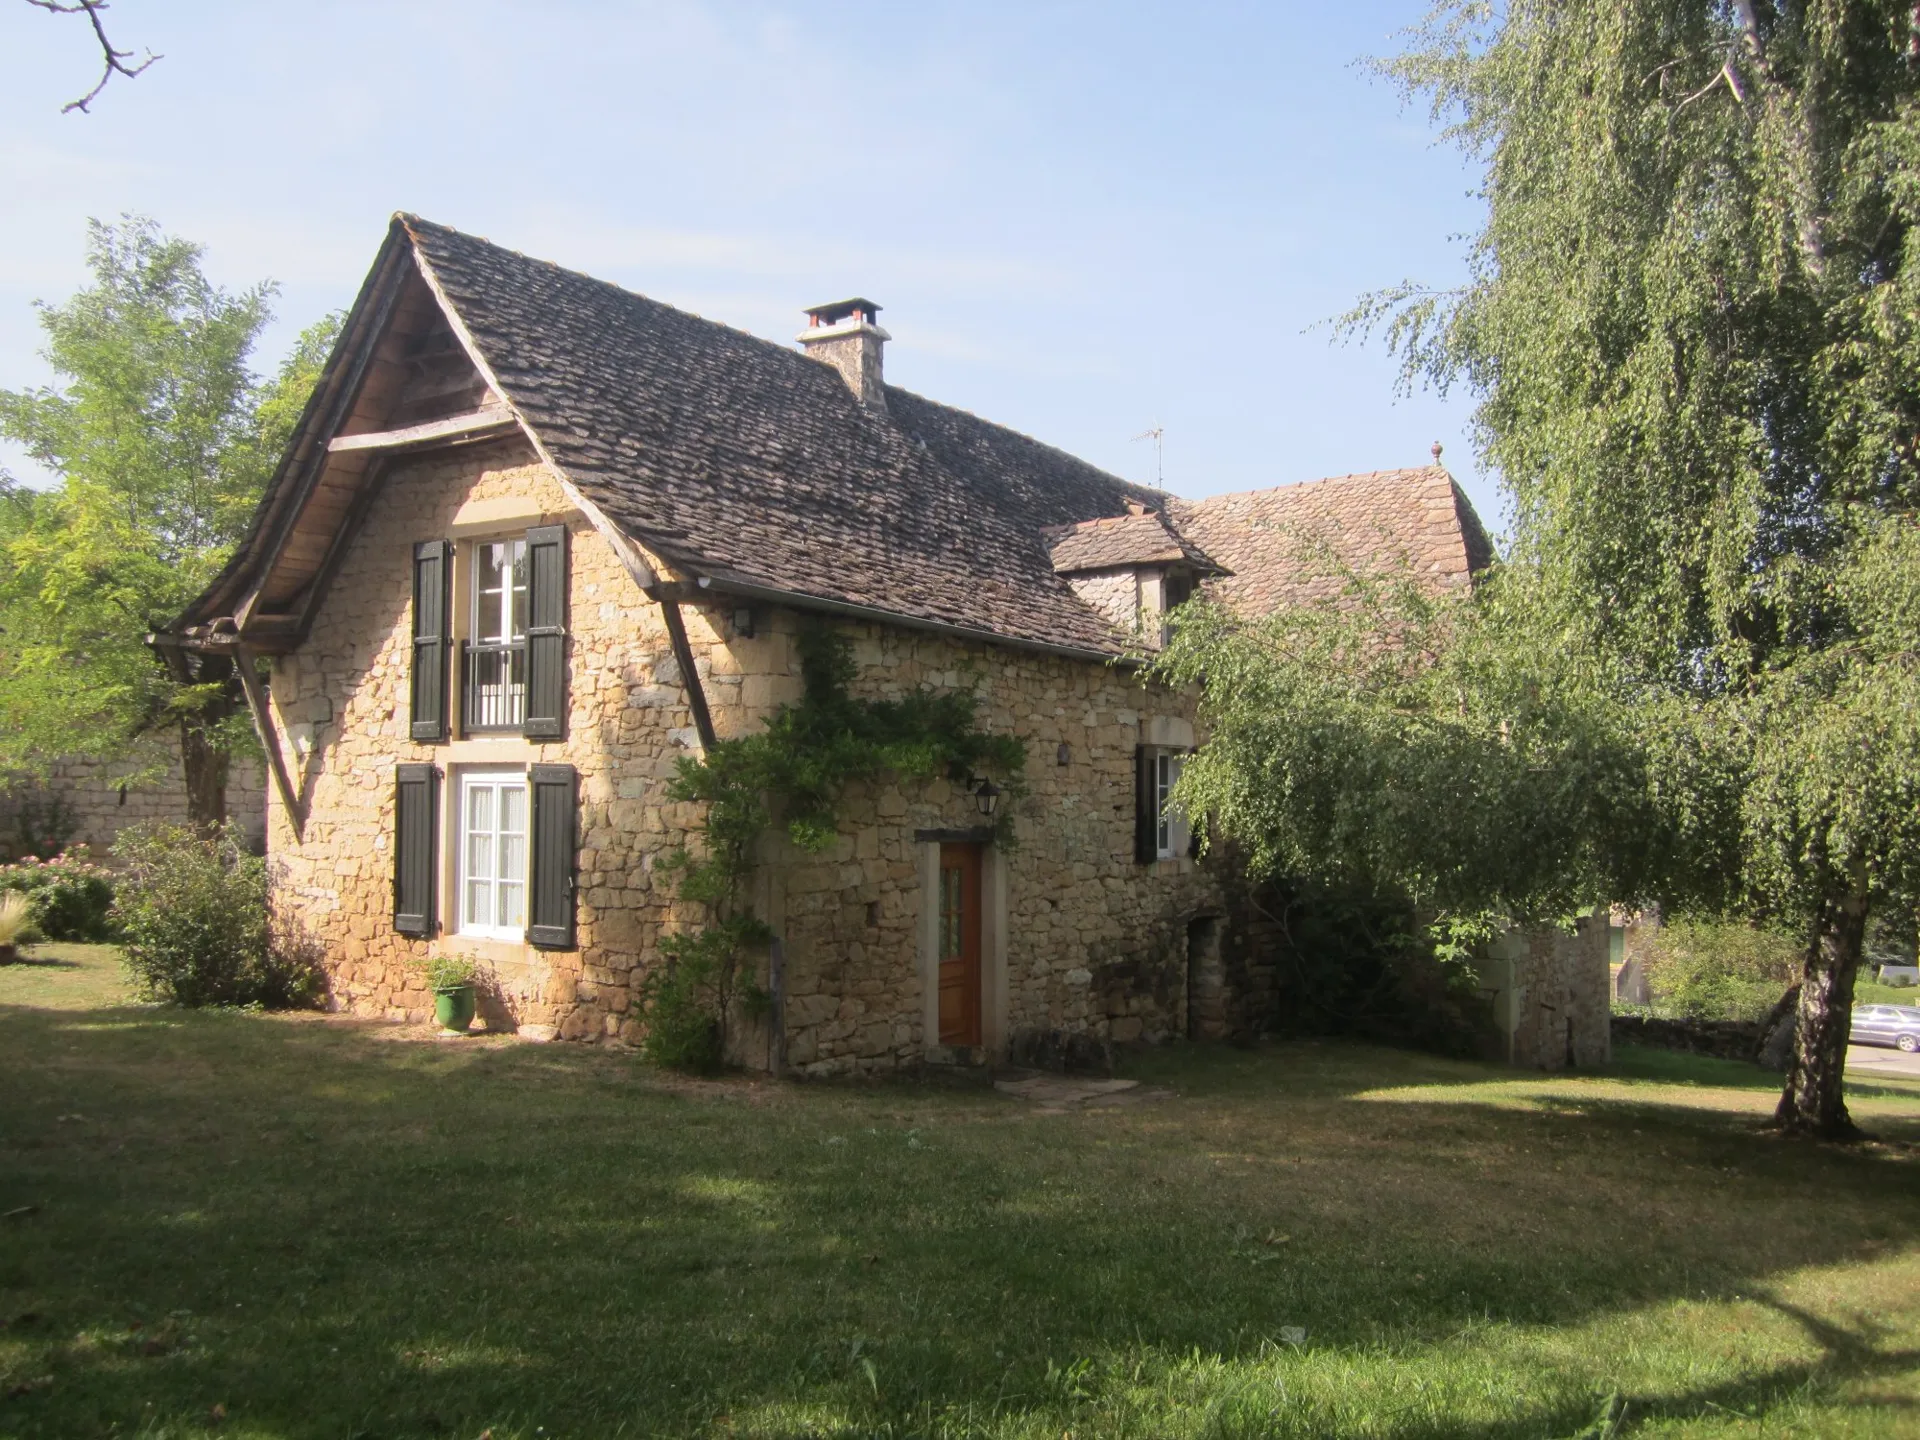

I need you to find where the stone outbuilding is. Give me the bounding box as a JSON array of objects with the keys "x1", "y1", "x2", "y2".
[{"x1": 164, "y1": 214, "x2": 1497, "y2": 1075}]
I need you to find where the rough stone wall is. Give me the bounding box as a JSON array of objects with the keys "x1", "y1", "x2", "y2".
[
  {"x1": 265, "y1": 443, "x2": 1232, "y2": 1072},
  {"x1": 1484, "y1": 916, "x2": 1612, "y2": 1069},
  {"x1": 747, "y1": 617, "x2": 1224, "y2": 1076},
  {"x1": 0, "y1": 746, "x2": 266, "y2": 860},
  {"x1": 263, "y1": 442, "x2": 707, "y2": 1036}
]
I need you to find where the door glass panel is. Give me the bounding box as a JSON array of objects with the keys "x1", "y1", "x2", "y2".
[{"x1": 939, "y1": 866, "x2": 962, "y2": 961}]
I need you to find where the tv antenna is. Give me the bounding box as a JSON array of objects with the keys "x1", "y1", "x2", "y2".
[{"x1": 1131, "y1": 425, "x2": 1164, "y2": 487}]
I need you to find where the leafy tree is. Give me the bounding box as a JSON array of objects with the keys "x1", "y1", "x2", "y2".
[
  {"x1": 0, "y1": 217, "x2": 338, "y2": 830},
  {"x1": 1337, "y1": 0, "x2": 1920, "y2": 1137}
]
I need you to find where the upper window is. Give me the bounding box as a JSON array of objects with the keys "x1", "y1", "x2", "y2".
[
  {"x1": 1154, "y1": 749, "x2": 1187, "y2": 859},
  {"x1": 459, "y1": 768, "x2": 528, "y2": 940},
  {"x1": 465, "y1": 538, "x2": 528, "y2": 732}
]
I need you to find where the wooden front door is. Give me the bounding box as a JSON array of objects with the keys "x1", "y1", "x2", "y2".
[{"x1": 937, "y1": 842, "x2": 983, "y2": 1047}]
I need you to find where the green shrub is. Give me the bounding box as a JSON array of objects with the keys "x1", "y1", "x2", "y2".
[
  {"x1": 414, "y1": 951, "x2": 483, "y2": 991},
  {"x1": 0, "y1": 848, "x2": 116, "y2": 941},
  {"x1": 1643, "y1": 917, "x2": 1801, "y2": 1022},
  {"x1": 111, "y1": 823, "x2": 321, "y2": 1009}
]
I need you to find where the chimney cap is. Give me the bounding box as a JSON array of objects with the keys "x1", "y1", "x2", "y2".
[{"x1": 804, "y1": 297, "x2": 883, "y2": 327}]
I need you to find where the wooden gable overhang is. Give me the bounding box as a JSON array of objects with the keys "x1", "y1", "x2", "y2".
[{"x1": 164, "y1": 217, "x2": 665, "y2": 662}]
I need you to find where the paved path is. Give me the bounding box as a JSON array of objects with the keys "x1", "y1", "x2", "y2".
[
  {"x1": 993, "y1": 1072, "x2": 1176, "y2": 1113},
  {"x1": 1847, "y1": 1043, "x2": 1920, "y2": 1081}
]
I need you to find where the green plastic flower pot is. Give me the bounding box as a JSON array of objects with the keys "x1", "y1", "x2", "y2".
[{"x1": 433, "y1": 983, "x2": 477, "y2": 1033}]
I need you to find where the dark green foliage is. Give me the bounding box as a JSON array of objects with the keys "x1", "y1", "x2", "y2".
[
  {"x1": 1261, "y1": 876, "x2": 1497, "y2": 1057},
  {"x1": 110, "y1": 822, "x2": 319, "y2": 1008},
  {"x1": 0, "y1": 848, "x2": 116, "y2": 942},
  {"x1": 640, "y1": 627, "x2": 1024, "y2": 1069}
]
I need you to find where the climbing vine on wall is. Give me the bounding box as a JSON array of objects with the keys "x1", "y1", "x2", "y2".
[{"x1": 639, "y1": 626, "x2": 1027, "y2": 1071}]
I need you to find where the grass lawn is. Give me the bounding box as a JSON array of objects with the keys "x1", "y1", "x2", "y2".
[
  {"x1": 1857, "y1": 980, "x2": 1920, "y2": 1007},
  {"x1": 3, "y1": 946, "x2": 1919, "y2": 1439}
]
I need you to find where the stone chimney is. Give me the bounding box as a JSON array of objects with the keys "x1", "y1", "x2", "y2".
[{"x1": 798, "y1": 298, "x2": 889, "y2": 412}]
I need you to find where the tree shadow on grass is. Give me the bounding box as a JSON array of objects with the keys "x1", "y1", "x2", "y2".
[{"x1": 3, "y1": 1006, "x2": 1919, "y2": 1438}]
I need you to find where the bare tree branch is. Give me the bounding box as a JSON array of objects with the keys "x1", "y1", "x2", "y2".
[{"x1": 24, "y1": 0, "x2": 160, "y2": 113}]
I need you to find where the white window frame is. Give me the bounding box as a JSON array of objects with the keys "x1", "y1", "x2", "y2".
[
  {"x1": 470, "y1": 537, "x2": 529, "y2": 644},
  {"x1": 1155, "y1": 749, "x2": 1190, "y2": 860},
  {"x1": 456, "y1": 767, "x2": 530, "y2": 942}
]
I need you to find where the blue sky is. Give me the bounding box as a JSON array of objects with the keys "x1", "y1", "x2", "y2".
[{"x1": 0, "y1": 2, "x2": 1497, "y2": 528}]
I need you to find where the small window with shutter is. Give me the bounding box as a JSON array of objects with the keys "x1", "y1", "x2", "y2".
[
  {"x1": 1135, "y1": 744, "x2": 1192, "y2": 864},
  {"x1": 454, "y1": 525, "x2": 567, "y2": 737}
]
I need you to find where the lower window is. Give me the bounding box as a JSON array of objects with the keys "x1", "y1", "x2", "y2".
[{"x1": 459, "y1": 769, "x2": 527, "y2": 940}]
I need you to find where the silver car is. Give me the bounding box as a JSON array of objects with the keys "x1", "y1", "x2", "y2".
[{"x1": 1852, "y1": 1004, "x2": 1920, "y2": 1053}]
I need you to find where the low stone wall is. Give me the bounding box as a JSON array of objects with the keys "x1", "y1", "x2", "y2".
[
  {"x1": 0, "y1": 746, "x2": 266, "y2": 861},
  {"x1": 1611, "y1": 1014, "x2": 1764, "y2": 1062}
]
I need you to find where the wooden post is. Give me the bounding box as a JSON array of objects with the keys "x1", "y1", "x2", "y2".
[
  {"x1": 658, "y1": 596, "x2": 718, "y2": 750},
  {"x1": 235, "y1": 645, "x2": 306, "y2": 838}
]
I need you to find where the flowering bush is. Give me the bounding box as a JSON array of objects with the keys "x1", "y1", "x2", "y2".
[{"x1": 0, "y1": 847, "x2": 117, "y2": 942}]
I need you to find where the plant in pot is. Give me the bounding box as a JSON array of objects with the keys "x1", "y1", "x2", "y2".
[
  {"x1": 417, "y1": 951, "x2": 485, "y2": 1033},
  {"x1": 0, "y1": 892, "x2": 32, "y2": 965}
]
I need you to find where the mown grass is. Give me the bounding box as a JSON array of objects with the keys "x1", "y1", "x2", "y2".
[
  {"x1": 1857, "y1": 980, "x2": 1919, "y2": 1007},
  {"x1": 2, "y1": 945, "x2": 1918, "y2": 1439}
]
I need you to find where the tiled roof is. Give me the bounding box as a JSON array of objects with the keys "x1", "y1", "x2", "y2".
[
  {"x1": 1170, "y1": 468, "x2": 1494, "y2": 615},
  {"x1": 404, "y1": 217, "x2": 1175, "y2": 656},
  {"x1": 1043, "y1": 510, "x2": 1218, "y2": 574},
  {"x1": 184, "y1": 216, "x2": 1494, "y2": 658}
]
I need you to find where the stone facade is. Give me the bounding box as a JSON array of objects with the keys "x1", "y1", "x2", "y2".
[
  {"x1": 265, "y1": 444, "x2": 1228, "y2": 1073},
  {"x1": 0, "y1": 747, "x2": 266, "y2": 861},
  {"x1": 1476, "y1": 915, "x2": 1612, "y2": 1069}
]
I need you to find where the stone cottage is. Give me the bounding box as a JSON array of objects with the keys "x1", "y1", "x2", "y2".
[{"x1": 164, "y1": 214, "x2": 1494, "y2": 1075}]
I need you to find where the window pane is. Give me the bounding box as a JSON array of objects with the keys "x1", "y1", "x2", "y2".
[
  {"x1": 467, "y1": 828, "x2": 494, "y2": 884},
  {"x1": 508, "y1": 539, "x2": 529, "y2": 639},
  {"x1": 497, "y1": 880, "x2": 525, "y2": 929},
  {"x1": 477, "y1": 545, "x2": 503, "y2": 639},
  {"x1": 465, "y1": 878, "x2": 491, "y2": 928},
  {"x1": 500, "y1": 782, "x2": 527, "y2": 838},
  {"x1": 467, "y1": 784, "x2": 493, "y2": 841}
]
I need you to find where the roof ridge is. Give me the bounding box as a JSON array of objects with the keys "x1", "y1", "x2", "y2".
[
  {"x1": 397, "y1": 212, "x2": 852, "y2": 387},
  {"x1": 399, "y1": 215, "x2": 1168, "y2": 524},
  {"x1": 1182, "y1": 465, "x2": 1450, "y2": 511}
]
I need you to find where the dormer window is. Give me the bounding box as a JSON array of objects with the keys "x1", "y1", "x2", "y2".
[
  {"x1": 465, "y1": 538, "x2": 529, "y2": 731},
  {"x1": 1043, "y1": 508, "x2": 1224, "y2": 647}
]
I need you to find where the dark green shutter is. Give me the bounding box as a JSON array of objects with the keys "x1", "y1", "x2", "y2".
[
  {"x1": 528, "y1": 763, "x2": 577, "y2": 949},
  {"x1": 1134, "y1": 745, "x2": 1156, "y2": 864},
  {"x1": 524, "y1": 524, "x2": 568, "y2": 739},
  {"x1": 409, "y1": 540, "x2": 452, "y2": 741},
  {"x1": 393, "y1": 763, "x2": 439, "y2": 936}
]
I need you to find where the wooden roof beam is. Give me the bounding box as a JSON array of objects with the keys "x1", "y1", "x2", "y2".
[{"x1": 328, "y1": 405, "x2": 517, "y2": 454}]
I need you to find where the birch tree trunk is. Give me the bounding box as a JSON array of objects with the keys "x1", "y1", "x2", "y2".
[{"x1": 1774, "y1": 889, "x2": 1868, "y2": 1139}]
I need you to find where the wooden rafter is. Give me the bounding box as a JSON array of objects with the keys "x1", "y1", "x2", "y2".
[{"x1": 327, "y1": 406, "x2": 516, "y2": 454}]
